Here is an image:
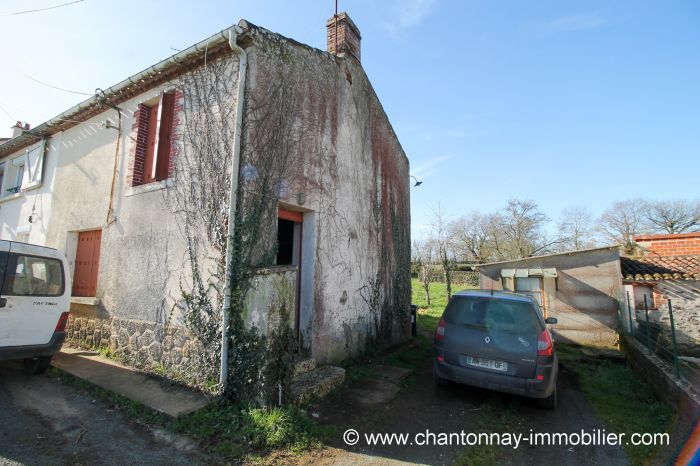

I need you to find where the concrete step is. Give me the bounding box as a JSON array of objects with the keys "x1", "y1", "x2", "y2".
[
  {"x1": 53, "y1": 347, "x2": 211, "y2": 418},
  {"x1": 293, "y1": 358, "x2": 317, "y2": 376},
  {"x1": 291, "y1": 365, "x2": 345, "y2": 404}
]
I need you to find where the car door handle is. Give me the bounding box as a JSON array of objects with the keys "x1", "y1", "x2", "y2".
[{"x1": 0, "y1": 298, "x2": 6, "y2": 308}]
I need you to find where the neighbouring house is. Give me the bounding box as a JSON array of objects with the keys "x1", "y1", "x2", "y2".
[
  {"x1": 0, "y1": 122, "x2": 53, "y2": 244},
  {"x1": 478, "y1": 246, "x2": 624, "y2": 346},
  {"x1": 0, "y1": 13, "x2": 411, "y2": 397},
  {"x1": 621, "y1": 232, "x2": 700, "y2": 357}
]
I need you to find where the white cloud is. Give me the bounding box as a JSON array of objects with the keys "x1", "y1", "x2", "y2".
[
  {"x1": 383, "y1": 0, "x2": 438, "y2": 39},
  {"x1": 410, "y1": 154, "x2": 454, "y2": 181},
  {"x1": 546, "y1": 13, "x2": 606, "y2": 33}
]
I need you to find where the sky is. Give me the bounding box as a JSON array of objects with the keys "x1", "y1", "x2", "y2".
[{"x1": 0, "y1": 0, "x2": 698, "y2": 239}]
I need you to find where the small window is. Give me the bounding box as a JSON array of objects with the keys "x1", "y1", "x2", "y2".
[
  {"x1": 515, "y1": 277, "x2": 544, "y2": 307},
  {"x1": 276, "y1": 218, "x2": 295, "y2": 265},
  {"x1": 5, "y1": 157, "x2": 24, "y2": 194},
  {"x1": 2, "y1": 253, "x2": 64, "y2": 297},
  {"x1": 141, "y1": 92, "x2": 176, "y2": 184}
]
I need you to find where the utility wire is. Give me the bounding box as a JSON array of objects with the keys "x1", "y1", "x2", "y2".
[
  {"x1": 21, "y1": 72, "x2": 92, "y2": 96},
  {"x1": 1, "y1": 0, "x2": 85, "y2": 17},
  {"x1": 0, "y1": 102, "x2": 15, "y2": 120}
]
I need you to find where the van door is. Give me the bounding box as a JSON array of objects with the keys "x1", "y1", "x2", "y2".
[
  {"x1": 0, "y1": 241, "x2": 9, "y2": 305},
  {"x1": 0, "y1": 244, "x2": 67, "y2": 347}
]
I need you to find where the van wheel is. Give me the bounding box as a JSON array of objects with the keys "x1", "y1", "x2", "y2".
[
  {"x1": 23, "y1": 356, "x2": 52, "y2": 375},
  {"x1": 538, "y1": 386, "x2": 557, "y2": 409}
]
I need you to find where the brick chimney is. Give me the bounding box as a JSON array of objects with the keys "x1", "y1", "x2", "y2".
[
  {"x1": 633, "y1": 232, "x2": 700, "y2": 256},
  {"x1": 327, "y1": 12, "x2": 361, "y2": 61}
]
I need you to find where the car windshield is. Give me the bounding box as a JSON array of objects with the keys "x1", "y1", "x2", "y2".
[{"x1": 443, "y1": 296, "x2": 541, "y2": 334}]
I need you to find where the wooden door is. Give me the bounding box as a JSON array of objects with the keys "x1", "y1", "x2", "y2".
[{"x1": 72, "y1": 230, "x2": 102, "y2": 297}]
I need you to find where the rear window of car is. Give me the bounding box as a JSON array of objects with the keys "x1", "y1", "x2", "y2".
[
  {"x1": 443, "y1": 296, "x2": 542, "y2": 334},
  {"x1": 2, "y1": 253, "x2": 65, "y2": 297}
]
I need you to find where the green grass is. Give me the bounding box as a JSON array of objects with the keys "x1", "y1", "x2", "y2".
[
  {"x1": 49, "y1": 367, "x2": 331, "y2": 462},
  {"x1": 412, "y1": 279, "x2": 476, "y2": 333},
  {"x1": 557, "y1": 344, "x2": 674, "y2": 465},
  {"x1": 171, "y1": 401, "x2": 333, "y2": 459}
]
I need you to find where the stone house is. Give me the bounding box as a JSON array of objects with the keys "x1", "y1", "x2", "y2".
[
  {"x1": 0, "y1": 13, "x2": 411, "y2": 391},
  {"x1": 478, "y1": 246, "x2": 624, "y2": 346},
  {"x1": 621, "y1": 232, "x2": 700, "y2": 357}
]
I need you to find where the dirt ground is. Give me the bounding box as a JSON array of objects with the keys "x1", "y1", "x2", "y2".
[
  {"x1": 288, "y1": 342, "x2": 629, "y2": 466},
  {"x1": 0, "y1": 361, "x2": 211, "y2": 466}
]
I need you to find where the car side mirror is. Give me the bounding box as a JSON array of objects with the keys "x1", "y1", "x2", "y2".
[{"x1": 545, "y1": 317, "x2": 558, "y2": 324}]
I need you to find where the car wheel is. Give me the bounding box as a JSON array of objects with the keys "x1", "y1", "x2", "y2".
[
  {"x1": 538, "y1": 385, "x2": 557, "y2": 409},
  {"x1": 434, "y1": 366, "x2": 449, "y2": 386},
  {"x1": 23, "y1": 356, "x2": 52, "y2": 375}
]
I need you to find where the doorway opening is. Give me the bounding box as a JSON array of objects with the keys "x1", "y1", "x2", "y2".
[{"x1": 276, "y1": 207, "x2": 303, "y2": 344}]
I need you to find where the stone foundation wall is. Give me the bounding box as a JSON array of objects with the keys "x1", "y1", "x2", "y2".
[
  {"x1": 65, "y1": 315, "x2": 215, "y2": 385},
  {"x1": 645, "y1": 280, "x2": 700, "y2": 357}
]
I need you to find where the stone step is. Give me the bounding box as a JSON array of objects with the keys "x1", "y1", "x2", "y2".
[
  {"x1": 292, "y1": 358, "x2": 317, "y2": 376},
  {"x1": 291, "y1": 365, "x2": 345, "y2": 404}
]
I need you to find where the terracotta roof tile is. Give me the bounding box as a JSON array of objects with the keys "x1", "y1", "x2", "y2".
[{"x1": 621, "y1": 255, "x2": 700, "y2": 282}]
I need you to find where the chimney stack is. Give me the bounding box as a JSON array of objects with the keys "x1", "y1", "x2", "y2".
[
  {"x1": 11, "y1": 121, "x2": 29, "y2": 138},
  {"x1": 327, "y1": 12, "x2": 361, "y2": 61}
]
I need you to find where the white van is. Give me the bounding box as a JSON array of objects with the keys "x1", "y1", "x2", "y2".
[{"x1": 0, "y1": 241, "x2": 71, "y2": 374}]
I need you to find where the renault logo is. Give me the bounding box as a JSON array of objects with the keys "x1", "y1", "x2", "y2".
[{"x1": 484, "y1": 336, "x2": 491, "y2": 344}]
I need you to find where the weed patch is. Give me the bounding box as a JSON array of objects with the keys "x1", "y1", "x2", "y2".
[{"x1": 558, "y1": 344, "x2": 674, "y2": 465}]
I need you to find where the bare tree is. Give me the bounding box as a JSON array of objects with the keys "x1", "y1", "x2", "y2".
[
  {"x1": 448, "y1": 212, "x2": 497, "y2": 263},
  {"x1": 431, "y1": 207, "x2": 454, "y2": 299},
  {"x1": 500, "y1": 198, "x2": 557, "y2": 259},
  {"x1": 557, "y1": 206, "x2": 596, "y2": 251},
  {"x1": 413, "y1": 239, "x2": 436, "y2": 306},
  {"x1": 597, "y1": 199, "x2": 649, "y2": 253},
  {"x1": 644, "y1": 199, "x2": 700, "y2": 234}
]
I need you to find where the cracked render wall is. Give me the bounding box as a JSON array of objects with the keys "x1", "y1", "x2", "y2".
[{"x1": 242, "y1": 25, "x2": 412, "y2": 364}]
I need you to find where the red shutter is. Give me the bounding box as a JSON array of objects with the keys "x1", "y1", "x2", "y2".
[
  {"x1": 142, "y1": 104, "x2": 160, "y2": 184},
  {"x1": 156, "y1": 93, "x2": 175, "y2": 181},
  {"x1": 72, "y1": 230, "x2": 102, "y2": 297}
]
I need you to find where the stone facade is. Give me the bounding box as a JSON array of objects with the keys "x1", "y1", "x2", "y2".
[
  {"x1": 64, "y1": 315, "x2": 212, "y2": 383},
  {"x1": 644, "y1": 280, "x2": 700, "y2": 357}
]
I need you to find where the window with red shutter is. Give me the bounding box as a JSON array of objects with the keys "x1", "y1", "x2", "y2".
[{"x1": 140, "y1": 91, "x2": 176, "y2": 185}]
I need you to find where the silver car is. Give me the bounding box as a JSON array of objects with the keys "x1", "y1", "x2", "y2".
[{"x1": 433, "y1": 290, "x2": 558, "y2": 408}]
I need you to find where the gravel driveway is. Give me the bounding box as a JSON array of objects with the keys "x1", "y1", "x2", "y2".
[{"x1": 0, "y1": 361, "x2": 209, "y2": 466}]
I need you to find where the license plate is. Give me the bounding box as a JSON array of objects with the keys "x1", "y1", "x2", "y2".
[{"x1": 466, "y1": 356, "x2": 508, "y2": 372}]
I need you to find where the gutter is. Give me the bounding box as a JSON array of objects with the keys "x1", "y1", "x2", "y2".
[
  {"x1": 219, "y1": 26, "x2": 248, "y2": 390},
  {"x1": 0, "y1": 26, "x2": 237, "y2": 159}
]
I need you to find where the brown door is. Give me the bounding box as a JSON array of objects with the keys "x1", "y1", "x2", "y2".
[{"x1": 72, "y1": 230, "x2": 102, "y2": 297}]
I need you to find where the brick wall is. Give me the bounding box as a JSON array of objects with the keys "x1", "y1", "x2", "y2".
[
  {"x1": 326, "y1": 12, "x2": 361, "y2": 60},
  {"x1": 634, "y1": 233, "x2": 700, "y2": 256}
]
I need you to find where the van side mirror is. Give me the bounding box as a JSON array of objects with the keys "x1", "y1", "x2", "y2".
[{"x1": 545, "y1": 317, "x2": 557, "y2": 325}]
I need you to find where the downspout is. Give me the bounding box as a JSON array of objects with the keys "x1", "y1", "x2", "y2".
[{"x1": 220, "y1": 25, "x2": 248, "y2": 389}]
